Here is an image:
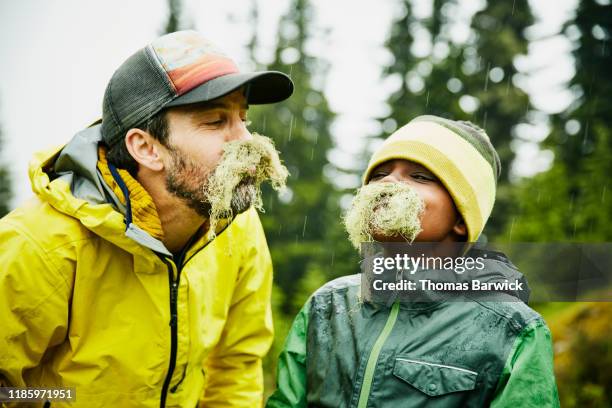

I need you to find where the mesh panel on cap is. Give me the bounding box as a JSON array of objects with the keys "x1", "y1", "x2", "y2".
[{"x1": 101, "y1": 47, "x2": 175, "y2": 146}]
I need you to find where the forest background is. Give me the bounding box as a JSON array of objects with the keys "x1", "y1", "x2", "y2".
[{"x1": 0, "y1": 0, "x2": 610, "y2": 405}]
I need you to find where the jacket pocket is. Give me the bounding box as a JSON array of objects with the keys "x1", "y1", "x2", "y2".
[{"x1": 393, "y1": 357, "x2": 478, "y2": 397}]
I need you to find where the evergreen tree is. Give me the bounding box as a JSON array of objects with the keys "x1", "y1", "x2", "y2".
[
  {"x1": 505, "y1": 0, "x2": 612, "y2": 242},
  {"x1": 246, "y1": 0, "x2": 360, "y2": 388},
  {"x1": 247, "y1": 0, "x2": 355, "y2": 318},
  {"x1": 378, "y1": 0, "x2": 534, "y2": 237},
  {"x1": 0, "y1": 121, "x2": 11, "y2": 217},
  {"x1": 162, "y1": 0, "x2": 191, "y2": 34}
]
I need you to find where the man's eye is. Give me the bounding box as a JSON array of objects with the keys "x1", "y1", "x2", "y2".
[{"x1": 205, "y1": 119, "x2": 224, "y2": 125}]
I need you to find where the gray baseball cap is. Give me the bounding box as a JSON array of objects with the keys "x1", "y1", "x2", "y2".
[{"x1": 101, "y1": 30, "x2": 293, "y2": 146}]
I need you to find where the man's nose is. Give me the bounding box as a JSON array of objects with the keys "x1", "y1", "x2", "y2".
[{"x1": 227, "y1": 118, "x2": 252, "y2": 142}]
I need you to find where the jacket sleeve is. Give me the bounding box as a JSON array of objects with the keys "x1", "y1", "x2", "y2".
[
  {"x1": 200, "y1": 211, "x2": 274, "y2": 407},
  {"x1": 491, "y1": 319, "x2": 560, "y2": 408},
  {"x1": 0, "y1": 220, "x2": 71, "y2": 388},
  {"x1": 266, "y1": 302, "x2": 309, "y2": 408}
]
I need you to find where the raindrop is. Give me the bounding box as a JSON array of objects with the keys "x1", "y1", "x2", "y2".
[
  {"x1": 406, "y1": 73, "x2": 425, "y2": 94},
  {"x1": 484, "y1": 62, "x2": 491, "y2": 91},
  {"x1": 302, "y1": 216, "x2": 308, "y2": 237},
  {"x1": 489, "y1": 67, "x2": 504, "y2": 83},
  {"x1": 306, "y1": 92, "x2": 322, "y2": 106},
  {"x1": 278, "y1": 187, "x2": 294, "y2": 204},
  {"x1": 288, "y1": 115, "x2": 295, "y2": 142},
  {"x1": 447, "y1": 78, "x2": 462, "y2": 93},
  {"x1": 565, "y1": 119, "x2": 581, "y2": 135},
  {"x1": 508, "y1": 218, "x2": 515, "y2": 242},
  {"x1": 382, "y1": 118, "x2": 398, "y2": 134},
  {"x1": 303, "y1": 106, "x2": 317, "y2": 122},
  {"x1": 417, "y1": 60, "x2": 433, "y2": 77},
  {"x1": 511, "y1": 0, "x2": 516, "y2": 15},
  {"x1": 591, "y1": 24, "x2": 609, "y2": 41},
  {"x1": 310, "y1": 148, "x2": 315, "y2": 160},
  {"x1": 425, "y1": 91, "x2": 430, "y2": 108},
  {"x1": 459, "y1": 95, "x2": 479, "y2": 113},
  {"x1": 602, "y1": 186, "x2": 607, "y2": 203},
  {"x1": 281, "y1": 47, "x2": 301, "y2": 65}
]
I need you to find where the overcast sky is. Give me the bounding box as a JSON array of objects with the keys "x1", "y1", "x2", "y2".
[{"x1": 0, "y1": 0, "x2": 577, "y2": 208}]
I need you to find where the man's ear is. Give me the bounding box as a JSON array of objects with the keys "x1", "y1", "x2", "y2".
[
  {"x1": 124, "y1": 128, "x2": 165, "y2": 172},
  {"x1": 453, "y1": 217, "x2": 467, "y2": 237}
]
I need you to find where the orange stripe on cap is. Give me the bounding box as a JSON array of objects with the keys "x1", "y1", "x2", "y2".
[{"x1": 167, "y1": 55, "x2": 239, "y2": 95}]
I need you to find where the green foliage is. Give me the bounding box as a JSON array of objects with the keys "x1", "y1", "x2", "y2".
[
  {"x1": 502, "y1": 0, "x2": 612, "y2": 242},
  {"x1": 541, "y1": 302, "x2": 612, "y2": 407},
  {"x1": 0, "y1": 120, "x2": 11, "y2": 216},
  {"x1": 246, "y1": 0, "x2": 358, "y2": 384},
  {"x1": 248, "y1": 0, "x2": 356, "y2": 319},
  {"x1": 378, "y1": 0, "x2": 534, "y2": 237}
]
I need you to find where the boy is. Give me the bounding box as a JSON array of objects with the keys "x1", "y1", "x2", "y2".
[{"x1": 267, "y1": 115, "x2": 559, "y2": 407}]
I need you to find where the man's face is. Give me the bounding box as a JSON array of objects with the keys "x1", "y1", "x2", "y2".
[
  {"x1": 160, "y1": 88, "x2": 288, "y2": 235},
  {"x1": 367, "y1": 159, "x2": 464, "y2": 242},
  {"x1": 162, "y1": 89, "x2": 253, "y2": 218}
]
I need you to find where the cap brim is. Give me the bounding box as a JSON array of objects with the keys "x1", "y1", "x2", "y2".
[{"x1": 165, "y1": 71, "x2": 293, "y2": 108}]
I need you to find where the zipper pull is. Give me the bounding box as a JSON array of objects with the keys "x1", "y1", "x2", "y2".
[{"x1": 169, "y1": 282, "x2": 178, "y2": 327}]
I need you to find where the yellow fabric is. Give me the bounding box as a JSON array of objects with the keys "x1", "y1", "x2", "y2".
[
  {"x1": 364, "y1": 121, "x2": 497, "y2": 242},
  {"x1": 97, "y1": 146, "x2": 165, "y2": 241},
  {"x1": 0, "y1": 146, "x2": 274, "y2": 407}
]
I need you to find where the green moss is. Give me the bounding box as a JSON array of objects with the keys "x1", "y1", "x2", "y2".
[
  {"x1": 205, "y1": 133, "x2": 288, "y2": 238},
  {"x1": 343, "y1": 182, "x2": 424, "y2": 249}
]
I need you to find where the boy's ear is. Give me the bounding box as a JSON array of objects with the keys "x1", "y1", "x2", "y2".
[{"x1": 453, "y1": 217, "x2": 467, "y2": 237}]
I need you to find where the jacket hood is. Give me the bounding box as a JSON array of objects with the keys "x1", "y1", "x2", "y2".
[{"x1": 29, "y1": 124, "x2": 174, "y2": 256}]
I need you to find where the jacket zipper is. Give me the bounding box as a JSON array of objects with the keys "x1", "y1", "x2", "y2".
[
  {"x1": 356, "y1": 302, "x2": 400, "y2": 408},
  {"x1": 157, "y1": 224, "x2": 231, "y2": 407},
  {"x1": 160, "y1": 258, "x2": 180, "y2": 408}
]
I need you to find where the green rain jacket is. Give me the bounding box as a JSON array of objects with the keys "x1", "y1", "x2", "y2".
[{"x1": 267, "y1": 252, "x2": 559, "y2": 407}]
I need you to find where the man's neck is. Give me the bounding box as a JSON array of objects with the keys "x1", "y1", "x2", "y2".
[{"x1": 138, "y1": 173, "x2": 206, "y2": 255}]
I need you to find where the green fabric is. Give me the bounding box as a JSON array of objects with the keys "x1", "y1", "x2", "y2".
[
  {"x1": 357, "y1": 301, "x2": 400, "y2": 408},
  {"x1": 266, "y1": 302, "x2": 309, "y2": 407},
  {"x1": 269, "y1": 259, "x2": 559, "y2": 407},
  {"x1": 491, "y1": 320, "x2": 560, "y2": 407}
]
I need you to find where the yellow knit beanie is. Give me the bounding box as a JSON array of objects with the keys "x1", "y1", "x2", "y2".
[{"x1": 363, "y1": 115, "x2": 501, "y2": 242}]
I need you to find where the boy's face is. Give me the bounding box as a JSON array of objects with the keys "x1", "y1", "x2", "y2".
[{"x1": 367, "y1": 159, "x2": 466, "y2": 242}]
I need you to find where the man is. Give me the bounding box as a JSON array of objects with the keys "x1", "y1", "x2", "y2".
[
  {"x1": 267, "y1": 116, "x2": 559, "y2": 407},
  {"x1": 0, "y1": 30, "x2": 293, "y2": 407}
]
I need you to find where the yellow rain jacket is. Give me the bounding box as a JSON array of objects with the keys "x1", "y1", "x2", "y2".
[{"x1": 0, "y1": 125, "x2": 274, "y2": 407}]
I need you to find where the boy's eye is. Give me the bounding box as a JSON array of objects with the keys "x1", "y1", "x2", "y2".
[
  {"x1": 369, "y1": 172, "x2": 387, "y2": 181},
  {"x1": 412, "y1": 173, "x2": 435, "y2": 182}
]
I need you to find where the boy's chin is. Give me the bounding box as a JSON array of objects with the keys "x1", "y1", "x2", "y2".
[{"x1": 371, "y1": 231, "x2": 418, "y2": 243}]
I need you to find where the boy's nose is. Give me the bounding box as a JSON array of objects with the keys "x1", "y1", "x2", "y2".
[{"x1": 380, "y1": 173, "x2": 401, "y2": 183}]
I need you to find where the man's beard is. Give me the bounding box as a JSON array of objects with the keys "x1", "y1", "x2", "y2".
[
  {"x1": 343, "y1": 182, "x2": 425, "y2": 250},
  {"x1": 165, "y1": 133, "x2": 288, "y2": 238}
]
